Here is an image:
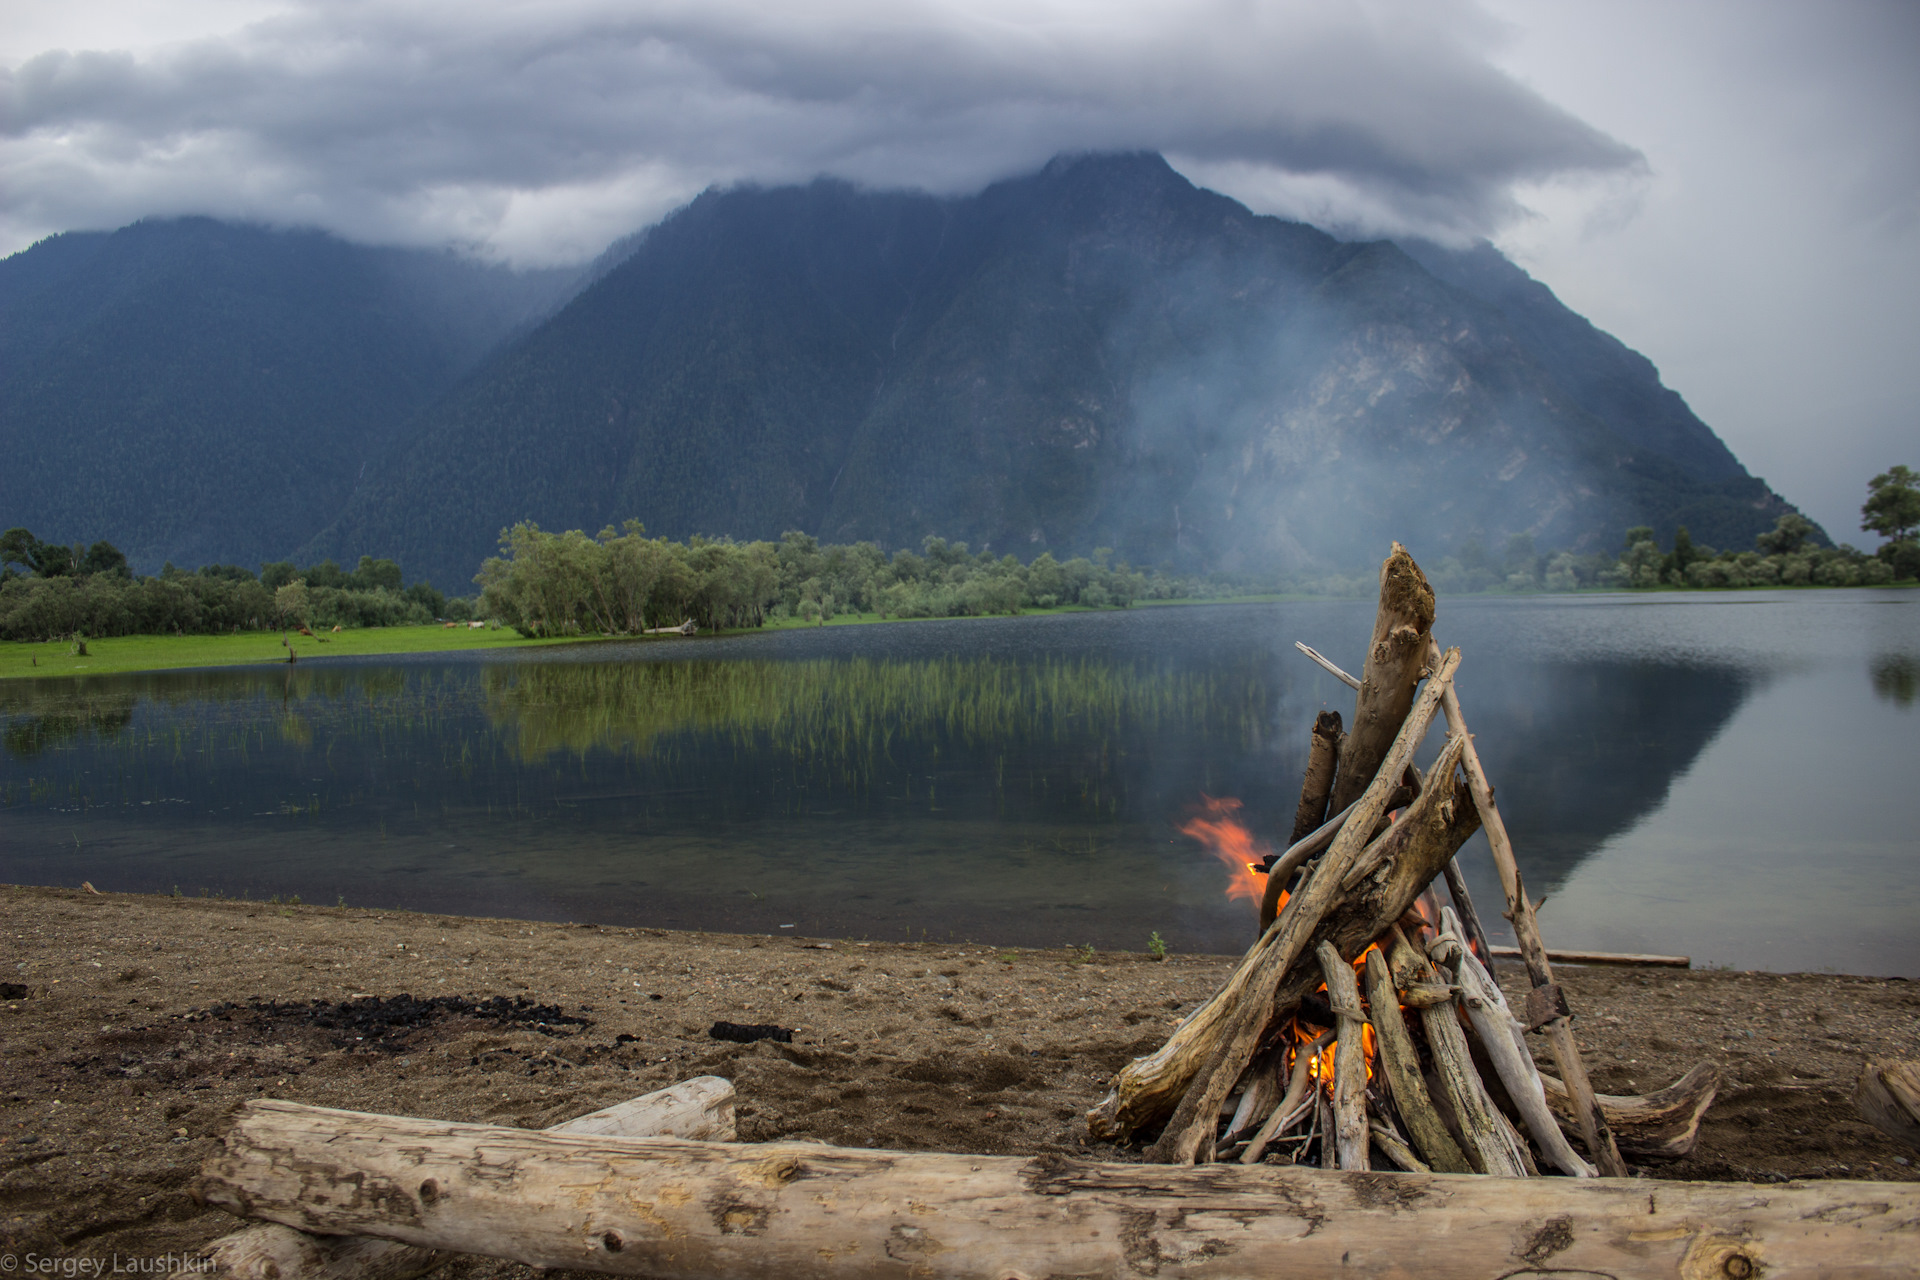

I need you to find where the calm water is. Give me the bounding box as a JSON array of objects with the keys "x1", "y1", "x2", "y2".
[{"x1": 3, "y1": 591, "x2": 1916, "y2": 974}]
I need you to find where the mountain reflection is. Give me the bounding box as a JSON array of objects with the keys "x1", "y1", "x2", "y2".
[{"x1": 1459, "y1": 661, "x2": 1755, "y2": 893}]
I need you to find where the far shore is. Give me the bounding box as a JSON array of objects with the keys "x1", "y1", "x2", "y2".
[{"x1": 3, "y1": 581, "x2": 1910, "y2": 682}]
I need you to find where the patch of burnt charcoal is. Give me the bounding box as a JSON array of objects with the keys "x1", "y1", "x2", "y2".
[{"x1": 186, "y1": 994, "x2": 592, "y2": 1051}]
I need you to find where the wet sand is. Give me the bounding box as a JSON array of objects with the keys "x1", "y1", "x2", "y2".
[{"x1": 2, "y1": 884, "x2": 1916, "y2": 1269}]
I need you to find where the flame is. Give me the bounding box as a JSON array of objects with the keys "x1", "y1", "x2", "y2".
[{"x1": 1180, "y1": 795, "x2": 1271, "y2": 909}]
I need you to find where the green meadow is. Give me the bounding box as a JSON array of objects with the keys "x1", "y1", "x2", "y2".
[{"x1": 0, "y1": 624, "x2": 583, "y2": 681}]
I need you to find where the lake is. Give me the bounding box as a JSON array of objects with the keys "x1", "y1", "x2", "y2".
[{"x1": 3, "y1": 590, "x2": 1915, "y2": 975}]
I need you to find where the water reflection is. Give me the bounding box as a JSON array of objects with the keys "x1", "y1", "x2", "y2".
[
  {"x1": 1870, "y1": 654, "x2": 1917, "y2": 707},
  {"x1": 2, "y1": 591, "x2": 1912, "y2": 970}
]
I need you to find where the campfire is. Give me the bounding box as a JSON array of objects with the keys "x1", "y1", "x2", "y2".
[{"x1": 1096, "y1": 543, "x2": 1718, "y2": 1175}]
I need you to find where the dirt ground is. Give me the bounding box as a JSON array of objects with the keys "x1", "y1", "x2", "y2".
[{"x1": 2, "y1": 884, "x2": 1916, "y2": 1270}]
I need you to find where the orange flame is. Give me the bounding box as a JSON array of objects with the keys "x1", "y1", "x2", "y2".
[{"x1": 1179, "y1": 795, "x2": 1271, "y2": 909}]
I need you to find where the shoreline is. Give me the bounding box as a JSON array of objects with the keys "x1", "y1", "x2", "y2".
[
  {"x1": 3, "y1": 883, "x2": 1915, "y2": 1263},
  {"x1": 4, "y1": 582, "x2": 1912, "y2": 682}
]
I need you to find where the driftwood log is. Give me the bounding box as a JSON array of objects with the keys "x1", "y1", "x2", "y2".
[
  {"x1": 1325, "y1": 543, "x2": 1435, "y2": 817},
  {"x1": 198, "y1": 1100, "x2": 1920, "y2": 1279},
  {"x1": 1315, "y1": 940, "x2": 1370, "y2": 1171},
  {"x1": 1290, "y1": 709, "x2": 1343, "y2": 842},
  {"x1": 1361, "y1": 947, "x2": 1471, "y2": 1173},
  {"x1": 1854, "y1": 1057, "x2": 1920, "y2": 1151},
  {"x1": 200, "y1": 1077, "x2": 736, "y2": 1280},
  {"x1": 1388, "y1": 928, "x2": 1528, "y2": 1177},
  {"x1": 1428, "y1": 638, "x2": 1628, "y2": 1178},
  {"x1": 1541, "y1": 1063, "x2": 1721, "y2": 1159},
  {"x1": 1089, "y1": 650, "x2": 1463, "y2": 1154},
  {"x1": 1491, "y1": 945, "x2": 1692, "y2": 968}
]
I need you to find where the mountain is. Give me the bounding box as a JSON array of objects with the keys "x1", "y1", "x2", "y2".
[
  {"x1": 3, "y1": 158, "x2": 1809, "y2": 589},
  {"x1": 0, "y1": 219, "x2": 579, "y2": 574},
  {"x1": 309, "y1": 154, "x2": 1806, "y2": 588}
]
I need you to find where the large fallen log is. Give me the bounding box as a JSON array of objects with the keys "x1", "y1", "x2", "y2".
[
  {"x1": 200, "y1": 1076, "x2": 735, "y2": 1280},
  {"x1": 198, "y1": 1099, "x2": 1920, "y2": 1279}
]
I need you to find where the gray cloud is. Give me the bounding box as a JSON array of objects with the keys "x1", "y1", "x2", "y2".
[{"x1": 0, "y1": 0, "x2": 1642, "y2": 264}]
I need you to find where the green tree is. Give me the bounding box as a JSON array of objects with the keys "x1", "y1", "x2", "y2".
[
  {"x1": 274, "y1": 579, "x2": 311, "y2": 627},
  {"x1": 1755, "y1": 513, "x2": 1815, "y2": 556},
  {"x1": 1862, "y1": 464, "x2": 1920, "y2": 543}
]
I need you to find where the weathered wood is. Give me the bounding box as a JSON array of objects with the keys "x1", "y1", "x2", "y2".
[
  {"x1": 1428, "y1": 641, "x2": 1628, "y2": 1178},
  {"x1": 1315, "y1": 941, "x2": 1370, "y2": 1171},
  {"x1": 1490, "y1": 945, "x2": 1691, "y2": 968},
  {"x1": 1294, "y1": 640, "x2": 1361, "y2": 690},
  {"x1": 1436, "y1": 908, "x2": 1596, "y2": 1178},
  {"x1": 1440, "y1": 858, "x2": 1498, "y2": 981},
  {"x1": 1368, "y1": 1121, "x2": 1430, "y2": 1173},
  {"x1": 1106, "y1": 651, "x2": 1459, "y2": 1159},
  {"x1": 1326, "y1": 544, "x2": 1436, "y2": 817},
  {"x1": 1362, "y1": 948, "x2": 1471, "y2": 1173},
  {"x1": 1218, "y1": 1042, "x2": 1286, "y2": 1152},
  {"x1": 1854, "y1": 1058, "x2": 1920, "y2": 1151},
  {"x1": 199, "y1": 1077, "x2": 735, "y2": 1280},
  {"x1": 1258, "y1": 782, "x2": 1415, "y2": 934},
  {"x1": 1541, "y1": 1063, "x2": 1720, "y2": 1159},
  {"x1": 1290, "y1": 710, "x2": 1344, "y2": 843},
  {"x1": 199, "y1": 1100, "x2": 1920, "y2": 1279},
  {"x1": 1389, "y1": 930, "x2": 1528, "y2": 1177},
  {"x1": 1238, "y1": 1030, "x2": 1328, "y2": 1165}
]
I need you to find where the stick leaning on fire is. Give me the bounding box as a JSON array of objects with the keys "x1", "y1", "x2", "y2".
[{"x1": 1087, "y1": 542, "x2": 1714, "y2": 1174}]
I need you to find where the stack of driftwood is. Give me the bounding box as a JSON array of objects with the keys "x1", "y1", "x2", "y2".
[
  {"x1": 1088, "y1": 543, "x2": 1718, "y2": 1177},
  {"x1": 191, "y1": 545, "x2": 1920, "y2": 1278}
]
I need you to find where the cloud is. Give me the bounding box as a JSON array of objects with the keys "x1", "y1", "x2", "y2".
[{"x1": 0, "y1": 0, "x2": 1643, "y2": 264}]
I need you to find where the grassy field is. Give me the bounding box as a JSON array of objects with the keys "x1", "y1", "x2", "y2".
[{"x1": 0, "y1": 624, "x2": 590, "y2": 681}]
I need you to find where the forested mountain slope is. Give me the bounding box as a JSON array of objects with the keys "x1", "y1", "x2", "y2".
[
  {"x1": 0, "y1": 219, "x2": 578, "y2": 574},
  {"x1": 311, "y1": 154, "x2": 1804, "y2": 588}
]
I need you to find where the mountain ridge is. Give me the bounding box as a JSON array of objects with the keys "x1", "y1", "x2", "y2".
[{"x1": 0, "y1": 156, "x2": 1810, "y2": 590}]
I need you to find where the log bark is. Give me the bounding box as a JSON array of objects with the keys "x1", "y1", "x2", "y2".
[
  {"x1": 1429, "y1": 640, "x2": 1628, "y2": 1178},
  {"x1": 1436, "y1": 907, "x2": 1595, "y2": 1178},
  {"x1": 1326, "y1": 544, "x2": 1436, "y2": 817},
  {"x1": 199, "y1": 1077, "x2": 735, "y2": 1280},
  {"x1": 1315, "y1": 941, "x2": 1370, "y2": 1171},
  {"x1": 1095, "y1": 652, "x2": 1459, "y2": 1156},
  {"x1": 1389, "y1": 932, "x2": 1528, "y2": 1177},
  {"x1": 1362, "y1": 948, "x2": 1471, "y2": 1173},
  {"x1": 1854, "y1": 1058, "x2": 1920, "y2": 1151},
  {"x1": 1541, "y1": 1063, "x2": 1720, "y2": 1159},
  {"x1": 1290, "y1": 710, "x2": 1343, "y2": 843},
  {"x1": 199, "y1": 1100, "x2": 1920, "y2": 1279}
]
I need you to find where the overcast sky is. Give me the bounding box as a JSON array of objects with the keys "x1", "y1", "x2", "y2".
[{"x1": 3, "y1": 0, "x2": 1913, "y2": 542}]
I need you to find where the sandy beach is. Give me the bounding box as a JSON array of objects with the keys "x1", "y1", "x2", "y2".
[{"x1": 2, "y1": 883, "x2": 1916, "y2": 1269}]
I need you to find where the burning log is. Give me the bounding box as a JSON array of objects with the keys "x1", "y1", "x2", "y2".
[
  {"x1": 1427, "y1": 639, "x2": 1629, "y2": 1177},
  {"x1": 1315, "y1": 941, "x2": 1370, "y2": 1170},
  {"x1": 1854, "y1": 1058, "x2": 1920, "y2": 1151},
  {"x1": 1540, "y1": 1063, "x2": 1720, "y2": 1159},
  {"x1": 1237, "y1": 1030, "x2": 1329, "y2": 1164},
  {"x1": 1434, "y1": 908, "x2": 1595, "y2": 1177},
  {"x1": 1325, "y1": 543, "x2": 1435, "y2": 817},
  {"x1": 198, "y1": 1100, "x2": 1920, "y2": 1279},
  {"x1": 1440, "y1": 859, "x2": 1498, "y2": 979},
  {"x1": 1361, "y1": 948, "x2": 1471, "y2": 1173},
  {"x1": 1089, "y1": 648, "x2": 1460, "y2": 1157},
  {"x1": 199, "y1": 1077, "x2": 736, "y2": 1280}
]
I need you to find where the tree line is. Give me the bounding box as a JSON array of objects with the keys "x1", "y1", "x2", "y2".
[
  {"x1": 475, "y1": 521, "x2": 1188, "y2": 637},
  {"x1": 0, "y1": 529, "x2": 455, "y2": 643}
]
